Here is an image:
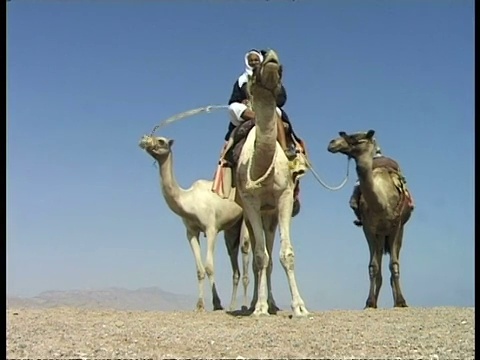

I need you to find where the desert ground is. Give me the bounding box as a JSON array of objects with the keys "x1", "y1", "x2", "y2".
[{"x1": 6, "y1": 305, "x2": 474, "y2": 359}]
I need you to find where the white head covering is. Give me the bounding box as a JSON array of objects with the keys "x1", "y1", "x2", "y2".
[{"x1": 238, "y1": 49, "x2": 264, "y2": 88}]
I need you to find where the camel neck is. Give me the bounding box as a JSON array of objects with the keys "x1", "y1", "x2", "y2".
[
  {"x1": 355, "y1": 153, "x2": 383, "y2": 210},
  {"x1": 158, "y1": 153, "x2": 184, "y2": 213},
  {"x1": 251, "y1": 97, "x2": 277, "y2": 180}
]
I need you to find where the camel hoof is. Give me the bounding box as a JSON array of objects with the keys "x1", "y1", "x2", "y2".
[
  {"x1": 195, "y1": 300, "x2": 206, "y2": 312},
  {"x1": 268, "y1": 307, "x2": 278, "y2": 315},
  {"x1": 291, "y1": 305, "x2": 309, "y2": 318},
  {"x1": 252, "y1": 302, "x2": 270, "y2": 316},
  {"x1": 213, "y1": 304, "x2": 224, "y2": 311},
  {"x1": 364, "y1": 299, "x2": 378, "y2": 309},
  {"x1": 253, "y1": 309, "x2": 270, "y2": 316},
  {"x1": 394, "y1": 302, "x2": 408, "y2": 308},
  {"x1": 267, "y1": 300, "x2": 280, "y2": 315}
]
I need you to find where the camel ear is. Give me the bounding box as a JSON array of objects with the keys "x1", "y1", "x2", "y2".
[
  {"x1": 366, "y1": 130, "x2": 375, "y2": 138},
  {"x1": 339, "y1": 131, "x2": 347, "y2": 137},
  {"x1": 168, "y1": 139, "x2": 174, "y2": 147}
]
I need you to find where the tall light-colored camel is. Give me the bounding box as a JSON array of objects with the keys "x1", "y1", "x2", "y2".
[
  {"x1": 327, "y1": 130, "x2": 413, "y2": 308},
  {"x1": 139, "y1": 135, "x2": 251, "y2": 311},
  {"x1": 234, "y1": 49, "x2": 309, "y2": 317}
]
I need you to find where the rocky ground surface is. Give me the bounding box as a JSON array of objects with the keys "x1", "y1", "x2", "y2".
[{"x1": 6, "y1": 306, "x2": 474, "y2": 359}]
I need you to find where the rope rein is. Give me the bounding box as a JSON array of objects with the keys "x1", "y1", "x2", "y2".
[
  {"x1": 302, "y1": 153, "x2": 351, "y2": 191},
  {"x1": 148, "y1": 104, "x2": 351, "y2": 191},
  {"x1": 245, "y1": 148, "x2": 278, "y2": 190}
]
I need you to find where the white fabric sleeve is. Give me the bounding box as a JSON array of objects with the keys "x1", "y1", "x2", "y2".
[
  {"x1": 229, "y1": 104, "x2": 282, "y2": 127},
  {"x1": 228, "y1": 102, "x2": 248, "y2": 126}
]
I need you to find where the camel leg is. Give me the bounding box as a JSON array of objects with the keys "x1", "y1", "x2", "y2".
[
  {"x1": 262, "y1": 213, "x2": 280, "y2": 314},
  {"x1": 389, "y1": 226, "x2": 408, "y2": 307},
  {"x1": 242, "y1": 198, "x2": 270, "y2": 316},
  {"x1": 240, "y1": 220, "x2": 251, "y2": 311},
  {"x1": 204, "y1": 228, "x2": 223, "y2": 311},
  {"x1": 277, "y1": 190, "x2": 309, "y2": 317},
  {"x1": 374, "y1": 240, "x2": 384, "y2": 304},
  {"x1": 246, "y1": 219, "x2": 259, "y2": 312},
  {"x1": 224, "y1": 220, "x2": 242, "y2": 311},
  {"x1": 363, "y1": 228, "x2": 382, "y2": 309},
  {"x1": 186, "y1": 229, "x2": 206, "y2": 311}
]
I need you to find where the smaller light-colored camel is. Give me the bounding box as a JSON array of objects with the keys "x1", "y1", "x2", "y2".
[
  {"x1": 327, "y1": 130, "x2": 413, "y2": 308},
  {"x1": 139, "y1": 135, "x2": 251, "y2": 311}
]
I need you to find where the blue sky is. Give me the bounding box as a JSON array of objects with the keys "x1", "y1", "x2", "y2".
[{"x1": 7, "y1": 1, "x2": 474, "y2": 311}]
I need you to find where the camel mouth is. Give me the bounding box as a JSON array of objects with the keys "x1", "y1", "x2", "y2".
[
  {"x1": 263, "y1": 58, "x2": 279, "y2": 66},
  {"x1": 139, "y1": 136, "x2": 168, "y2": 160},
  {"x1": 262, "y1": 61, "x2": 280, "y2": 72},
  {"x1": 256, "y1": 62, "x2": 281, "y2": 92},
  {"x1": 327, "y1": 142, "x2": 342, "y2": 154},
  {"x1": 262, "y1": 49, "x2": 280, "y2": 65},
  {"x1": 139, "y1": 135, "x2": 155, "y2": 151}
]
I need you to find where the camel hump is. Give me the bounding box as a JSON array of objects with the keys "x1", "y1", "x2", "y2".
[
  {"x1": 388, "y1": 167, "x2": 415, "y2": 211},
  {"x1": 372, "y1": 156, "x2": 401, "y2": 172}
]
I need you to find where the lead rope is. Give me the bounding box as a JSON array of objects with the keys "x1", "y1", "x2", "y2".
[
  {"x1": 147, "y1": 104, "x2": 351, "y2": 190},
  {"x1": 301, "y1": 153, "x2": 351, "y2": 191},
  {"x1": 150, "y1": 105, "x2": 229, "y2": 136}
]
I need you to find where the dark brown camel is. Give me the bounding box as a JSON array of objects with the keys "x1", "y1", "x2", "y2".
[{"x1": 327, "y1": 130, "x2": 414, "y2": 308}]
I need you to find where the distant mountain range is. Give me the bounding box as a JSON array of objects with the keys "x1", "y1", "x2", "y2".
[{"x1": 6, "y1": 287, "x2": 200, "y2": 311}]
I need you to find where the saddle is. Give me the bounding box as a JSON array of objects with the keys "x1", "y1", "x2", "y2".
[
  {"x1": 225, "y1": 119, "x2": 307, "y2": 169},
  {"x1": 372, "y1": 162, "x2": 415, "y2": 220},
  {"x1": 211, "y1": 119, "x2": 308, "y2": 218}
]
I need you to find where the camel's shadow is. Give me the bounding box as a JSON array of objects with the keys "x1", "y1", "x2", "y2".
[
  {"x1": 226, "y1": 306, "x2": 253, "y2": 317},
  {"x1": 226, "y1": 305, "x2": 282, "y2": 317}
]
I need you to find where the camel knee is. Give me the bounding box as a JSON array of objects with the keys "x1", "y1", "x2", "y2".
[
  {"x1": 280, "y1": 248, "x2": 295, "y2": 270},
  {"x1": 232, "y1": 270, "x2": 240, "y2": 286},
  {"x1": 254, "y1": 252, "x2": 268, "y2": 271},
  {"x1": 241, "y1": 240, "x2": 250, "y2": 255},
  {"x1": 368, "y1": 263, "x2": 380, "y2": 279},
  {"x1": 242, "y1": 274, "x2": 250, "y2": 288},
  {"x1": 205, "y1": 265, "x2": 214, "y2": 277},
  {"x1": 389, "y1": 261, "x2": 400, "y2": 278},
  {"x1": 197, "y1": 269, "x2": 206, "y2": 281}
]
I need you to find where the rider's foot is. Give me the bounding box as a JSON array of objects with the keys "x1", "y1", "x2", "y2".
[
  {"x1": 292, "y1": 198, "x2": 300, "y2": 217},
  {"x1": 353, "y1": 219, "x2": 363, "y2": 227}
]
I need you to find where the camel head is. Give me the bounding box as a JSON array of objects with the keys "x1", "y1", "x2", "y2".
[
  {"x1": 249, "y1": 49, "x2": 282, "y2": 96},
  {"x1": 138, "y1": 135, "x2": 174, "y2": 162},
  {"x1": 327, "y1": 130, "x2": 377, "y2": 159}
]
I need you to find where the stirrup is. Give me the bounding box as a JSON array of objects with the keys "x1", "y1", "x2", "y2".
[{"x1": 284, "y1": 147, "x2": 297, "y2": 161}]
